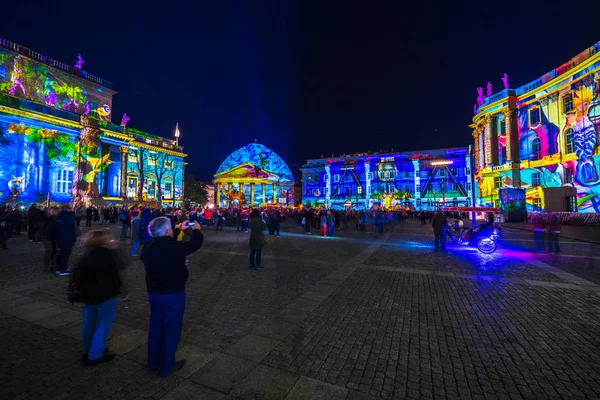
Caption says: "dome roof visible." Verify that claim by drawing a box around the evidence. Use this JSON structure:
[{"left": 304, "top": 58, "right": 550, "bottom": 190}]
[{"left": 216, "top": 143, "right": 294, "bottom": 183}]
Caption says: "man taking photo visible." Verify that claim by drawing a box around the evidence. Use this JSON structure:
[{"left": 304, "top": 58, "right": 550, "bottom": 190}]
[{"left": 142, "top": 217, "right": 203, "bottom": 377}]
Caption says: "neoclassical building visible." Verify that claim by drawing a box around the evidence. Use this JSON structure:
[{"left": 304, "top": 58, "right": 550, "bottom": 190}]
[
  {"left": 472, "top": 40, "right": 600, "bottom": 212},
  {"left": 213, "top": 142, "right": 294, "bottom": 207},
  {"left": 301, "top": 147, "right": 472, "bottom": 210},
  {"left": 0, "top": 37, "right": 185, "bottom": 206}
]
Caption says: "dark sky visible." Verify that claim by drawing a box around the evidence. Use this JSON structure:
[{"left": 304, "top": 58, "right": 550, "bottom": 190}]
[{"left": 3, "top": 1, "right": 600, "bottom": 181}]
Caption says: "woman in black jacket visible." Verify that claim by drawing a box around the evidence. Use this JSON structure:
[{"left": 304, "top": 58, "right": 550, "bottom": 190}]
[{"left": 70, "top": 230, "right": 125, "bottom": 365}]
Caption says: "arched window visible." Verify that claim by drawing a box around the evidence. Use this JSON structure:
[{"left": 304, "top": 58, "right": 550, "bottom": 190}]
[
  {"left": 531, "top": 138, "right": 541, "bottom": 160},
  {"left": 565, "top": 128, "right": 575, "bottom": 154}
]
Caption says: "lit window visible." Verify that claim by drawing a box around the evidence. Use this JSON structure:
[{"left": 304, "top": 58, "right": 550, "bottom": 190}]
[
  {"left": 466, "top": 182, "right": 472, "bottom": 191},
  {"left": 148, "top": 157, "right": 157, "bottom": 166},
  {"left": 532, "top": 172, "right": 541, "bottom": 186},
  {"left": 334, "top": 174, "right": 340, "bottom": 182},
  {"left": 452, "top": 183, "right": 458, "bottom": 192},
  {"left": 533, "top": 197, "right": 542, "bottom": 211},
  {"left": 500, "top": 119, "right": 506, "bottom": 135},
  {"left": 389, "top": 170, "right": 396, "bottom": 179},
  {"left": 529, "top": 105, "right": 541, "bottom": 127},
  {"left": 307, "top": 176, "right": 312, "bottom": 182},
  {"left": 465, "top": 167, "right": 471, "bottom": 175},
  {"left": 55, "top": 169, "right": 74, "bottom": 194},
  {"left": 404, "top": 171, "right": 409, "bottom": 178},
  {"left": 367, "top": 172, "right": 373, "bottom": 180},
  {"left": 357, "top": 186, "right": 362, "bottom": 194},
  {"left": 416, "top": 184, "right": 421, "bottom": 192},
  {"left": 562, "top": 93, "right": 573, "bottom": 113},
  {"left": 147, "top": 181, "right": 156, "bottom": 198},
  {"left": 166, "top": 161, "right": 173, "bottom": 169},
  {"left": 404, "top": 184, "right": 410, "bottom": 193},
  {"left": 128, "top": 154, "right": 138, "bottom": 163},
  {"left": 494, "top": 200, "right": 500, "bottom": 208},
  {"left": 439, "top": 169, "right": 445, "bottom": 177},
  {"left": 164, "top": 182, "right": 173, "bottom": 198},
  {"left": 531, "top": 138, "right": 541, "bottom": 160},
  {"left": 565, "top": 128, "right": 575, "bottom": 154},
  {"left": 127, "top": 177, "right": 137, "bottom": 198},
  {"left": 565, "top": 167, "right": 574, "bottom": 183},
  {"left": 389, "top": 184, "right": 395, "bottom": 192},
  {"left": 494, "top": 176, "right": 502, "bottom": 189}
]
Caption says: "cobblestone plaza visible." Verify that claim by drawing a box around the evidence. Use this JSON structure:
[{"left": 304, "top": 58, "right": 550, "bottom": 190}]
[{"left": 1, "top": 221, "right": 600, "bottom": 399}]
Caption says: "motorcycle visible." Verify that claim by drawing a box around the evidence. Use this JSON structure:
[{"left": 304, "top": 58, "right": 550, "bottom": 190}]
[{"left": 446, "top": 223, "right": 501, "bottom": 254}]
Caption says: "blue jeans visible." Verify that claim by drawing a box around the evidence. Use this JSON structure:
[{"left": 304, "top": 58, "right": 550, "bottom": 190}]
[
  {"left": 148, "top": 292, "right": 185, "bottom": 376},
  {"left": 250, "top": 249, "right": 262, "bottom": 267},
  {"left": 327, "top": 226, "right": 334, "bottom": 237},
  {"left": 131, "top": 240, "right": 140, "bottom": 256},
  {"left": 82, "top": 297, "right": 116, "bottom": 360},
  {"left": 121, "top": 224, "right": 128, "bottom": 238}
]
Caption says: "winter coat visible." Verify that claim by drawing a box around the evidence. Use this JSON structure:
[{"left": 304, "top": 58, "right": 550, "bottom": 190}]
[
  {"left": 139, "top": 209, "right": 153, "bottom": 243},
  {"left": 431, "top": 212, "right": 447, "bottom": 235},
  {"left": 130, "top": 218, "right": 140, "bottom": 242},
  {"left": 71, "top": 246, "right": 124, "bottom": 305},
  {"left": 249, "top": 217, "right": 267, "bottom": 250},
  {"left": 56, "top": 211, "right": 77, "bottom": 249}
]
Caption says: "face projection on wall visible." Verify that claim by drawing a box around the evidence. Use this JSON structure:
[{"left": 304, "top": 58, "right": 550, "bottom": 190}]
[
  {"left": 565, "top": 86, "right": 598, "bottom": 184},
  {"left": 377, "top": 162, "right": 396, "bottom": 182},
  {"left": 8, "top": 175, "right": 24, "bottom": 194}
]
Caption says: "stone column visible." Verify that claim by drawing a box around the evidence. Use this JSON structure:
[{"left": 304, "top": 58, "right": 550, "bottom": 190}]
[
  {"left": 119, "top": 146, "right": 129, "bottom": 199},
  {"left": 364, "top": 162, "right": 371, "bottom": 207},
  {"left": 503, "top": 110, "right": 512, "bottom": 162},
  {"left": 215, "top": 183, "right": 221, "bottom": 206},
  {"left": 325, "top": 164, "right": 331, "bottom": 207},
  {"left": 250, "top": 183, "right": 255, "bottom": 206},
  {"left": 485, "top": 119, "right": 492, "bottom": 166}
]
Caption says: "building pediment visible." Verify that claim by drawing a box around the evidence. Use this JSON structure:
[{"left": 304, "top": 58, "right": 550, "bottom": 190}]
[{"left": 214, "top": 162, "right": 280, "bottom": 181}]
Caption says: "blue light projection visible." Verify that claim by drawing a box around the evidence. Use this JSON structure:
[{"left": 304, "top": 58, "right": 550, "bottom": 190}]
[{"left": 216, "top": 143, "right": 294, "bottom": 183}]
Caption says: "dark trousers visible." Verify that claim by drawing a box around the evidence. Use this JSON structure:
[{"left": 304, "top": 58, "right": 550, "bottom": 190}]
[
  {"left": 434, "top": 233, "right": 445, "bottom": 250},
  {"left": 121, "top": 224, "right": 129, "bottom": 238},
  {"left": 43, "top": 240, "right": 57, "bottom": 271},
  {"left": 76, "top": 217, "right": 82, "bottom": 227},
  {"left": 273, "top": 222, "right": 280, "bottom": 235},
  {"left": 86, "top": 217, "right": 92, "bottom": 227},
  {"left": 57, "top": 247, "right": 72, "bottom": 271},
  {"left": 215, "top": 218, "right": 223, "bottom": 231},
  {"left": 148, "top": 292, "right": 185, "bottom": 376},
  {"left": 534, "top": 230, "right": 545, "bottom": 252},
  {"left": 548, "top": 232, "right": 561, "bottom": 254},
  {"left": 28, "top": 222, "right": 39, "bottom": 241},
  {"left": 241, "top": 220, "right": 248, "bottom": 232},
  {"left": 327, "top": 225, "right": 335, "bottom": 237},
  {"left": 250, "top": 249, "right": 262, "bottom": 266},
  {"left": 305, "top": 223, "right": 311, "bottom": 233}
]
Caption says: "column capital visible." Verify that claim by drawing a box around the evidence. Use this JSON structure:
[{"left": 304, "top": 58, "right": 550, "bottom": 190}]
[{"left": 119, "top": 146, "right": 129, "bottom": 154}]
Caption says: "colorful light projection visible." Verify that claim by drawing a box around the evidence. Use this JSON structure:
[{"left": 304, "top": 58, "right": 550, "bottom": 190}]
[{"left": 473, "top": 41, "right": 600, "bottom": 212}]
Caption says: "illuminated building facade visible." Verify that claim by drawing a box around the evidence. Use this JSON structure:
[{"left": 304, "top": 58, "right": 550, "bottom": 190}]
[
  {"left": 301, "top": 147, "right": 472, "bottom": 210},
  {"left": 472, "top": 40, "right": 600, "bottom": 212},
  {"left": 0, "top": 38, "right": 185, "bottom": 206},
  {"left": 213, "top": 142, "right": 294, "bottom": 207}
]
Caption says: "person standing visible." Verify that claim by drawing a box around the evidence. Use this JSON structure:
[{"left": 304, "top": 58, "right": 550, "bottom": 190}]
[
  {"left": 547, "top": 212, "right": 561, "bottom": 254},
  {"left": 270, "top": 209, "right": 281, "bottom": 236},
  {"left": 432, "top": 209, "right": 447, "bottom": 251},
  {"left": 248, "top": 210, "right": 266, "bottom": 270},
  {"left": 533, "top": 217, "right": 546, "bottom": 253},
  {"left": 85, "top": 206, "right": 93, "bottom": 227},
  {"left": 240, "top": 209, "right": 249, "bottom": 232},
  {"left": 214, "top": 208, "right": 224, "bottom": 231},
  {"left": 130, "top": 211, "right": 141, "bottom": 257},
  {"left": 27, "top": 204, "right": 42, "bottom": 243},
  {"left": 120, "top": 209, "right": 130, "bottom": 238},
  {"left": 142, "top": 217, "right": 203, "bottom": 377},
  {"left": 75, "top": 205, "right": 84, "bottom": 227},
  {"left": 0, "top": 206, "right": 10, "bottom": 249},
  {"left": 320, "top": 212, "right": 328, "bottom": 236},
  {"left": 43, "top": 207, "right": 58, "bottom": 271},
  {"left": 56, "top": 205, "right": 77, "bottom": 275},
  {"left": 69, "top": 230, "right": 124, "bottom": 365},
  {"left": 326, "top": 210, "right": 335, "bottom": 237},
  {"left": 304, "top": 208, "right": 312, "bottom": 234}
]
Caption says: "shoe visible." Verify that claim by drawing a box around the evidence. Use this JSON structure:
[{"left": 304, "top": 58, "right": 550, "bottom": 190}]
[
  {"left": 29, "top": 240, "right": 33, "bottom": 243},
  {"left": 55, "top": 270, "right": 62, "bottom": 274},
  {"left": 83, "top": 348, "right": 111, "bottom": 363},
  {"left": 255, "top": 265, "right": 264, "bottom": 270},
  {"left": 160, "top": 359, "right": 186, "bottom": 377},
  {"left": 58, "top": 270, "right": 72, "bottom": 276},
  {"left": 249, "top": 265, "right": 256, "bottom": 270},
  {"left": 84, "top": 352, "right": 116, "bottom": 366}
]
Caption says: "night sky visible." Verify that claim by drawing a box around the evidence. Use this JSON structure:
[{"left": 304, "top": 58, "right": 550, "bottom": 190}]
[{"left": 3, "top": 1, "right": 600, "bottom": 181}]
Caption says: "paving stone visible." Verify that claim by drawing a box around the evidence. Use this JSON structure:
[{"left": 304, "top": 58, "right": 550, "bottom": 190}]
[
  {"left": 161, "top": 380, "right": 224, "bottom": 400},
  {"left": 19, "top": 304, "right": 70, "bottom": 322},
  {"left": 225, "top": 334, "right": 281, "bottom": 363},
  {"left": 107, "top": 328, "right": 148, "bottom": 354},
  {"left": 285, "top": 376, "right": 348, "bottom": 400},
  {"left": 252, "top": 319, "right": 298, "bottom": 340},
  {"left": 0, "top": 289, "right": 22, "bottom": 302},
  {"left": 35, "top": 309, "right": 82, "bottom": 329},
  {"left": 230, "top": 364, "right": 299, "bottom": 400},
  {"left": 175, "top": 343, "right": 219, "bottom": 378},
  {"left": 190, "top": 353, "right": 256, "bottom": 393}
]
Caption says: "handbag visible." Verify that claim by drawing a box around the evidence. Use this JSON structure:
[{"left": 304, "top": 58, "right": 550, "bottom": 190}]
[{"left": 66, "top": 272, "right": 84, "bottom": 303}]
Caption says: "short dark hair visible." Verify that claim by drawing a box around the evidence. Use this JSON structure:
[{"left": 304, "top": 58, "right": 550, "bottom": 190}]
[{"left": 250, "top": 209, "right": 260, "bottom": 218}]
